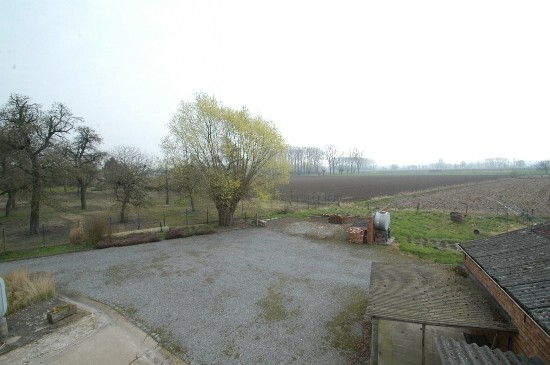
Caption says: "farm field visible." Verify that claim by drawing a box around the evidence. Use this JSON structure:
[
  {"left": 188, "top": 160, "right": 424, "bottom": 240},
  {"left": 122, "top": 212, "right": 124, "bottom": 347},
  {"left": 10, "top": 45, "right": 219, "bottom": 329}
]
[
  {"left": 280, "top": 174, "right": 550, "bottom": 219},
  {"left": 279, "top": 174, "right": 508, "bottom": 201},
  {"left": 1, "top": 173, "right": 548, "bottom": 254}
]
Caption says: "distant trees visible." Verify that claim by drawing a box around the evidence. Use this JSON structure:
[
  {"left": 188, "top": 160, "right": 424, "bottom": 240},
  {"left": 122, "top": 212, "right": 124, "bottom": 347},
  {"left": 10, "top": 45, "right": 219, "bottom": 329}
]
[
  {"left": 163, "top": 93, "right": 289, "bottom": 226},
  {"left": 288, "top": 145, "right": 373, "bottom": 175},
  {"left": 536, "top": 160, "right": 550, "bottom": 175},
  {"left": 0, "top": 94, "right": 80, "bottom": 233},
  {"left": 103, "top": 146, "right": 152, "bottom": 223},
  {"left": 325, "top": 145, "right": 341, "bottom": 175},
  {"left": 287, "top": 146, "right": 324, "bottom": 175}
]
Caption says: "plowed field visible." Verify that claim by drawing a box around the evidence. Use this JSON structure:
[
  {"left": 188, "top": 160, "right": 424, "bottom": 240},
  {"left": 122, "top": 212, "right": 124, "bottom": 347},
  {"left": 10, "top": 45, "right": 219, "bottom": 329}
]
[{"left": 281, "top": 175, "right": 550, "bottom": 218}]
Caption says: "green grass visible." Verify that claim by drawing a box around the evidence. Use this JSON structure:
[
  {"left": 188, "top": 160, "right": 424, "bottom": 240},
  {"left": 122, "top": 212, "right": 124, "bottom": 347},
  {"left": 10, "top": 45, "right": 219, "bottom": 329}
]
[
  {"left": 325, "top": 287, "right": 369, "bottom": 353},
  {"left": 0, "top": 223, "right": 217, "bottom": 261},
  {"left": 390, "top": 210, "right": 525, "bottom": 242},
  {"left": 273, "top": 202, "right": 528, "bottom": 264},
  {"left": 398, "top": 241, "right": 463, "bottom": 264},
  {"left": 0, "top": 244, "right": 93, "bottom": 262},
  {"left": 256, "top": 286, "right": 296, "bottom": 322}
]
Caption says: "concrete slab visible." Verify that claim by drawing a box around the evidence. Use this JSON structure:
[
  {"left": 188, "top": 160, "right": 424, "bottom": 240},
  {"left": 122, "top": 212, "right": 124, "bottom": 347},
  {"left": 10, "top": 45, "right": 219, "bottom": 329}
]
[{"left": 0, "top": 296, "right": 185, "bottom": 365}]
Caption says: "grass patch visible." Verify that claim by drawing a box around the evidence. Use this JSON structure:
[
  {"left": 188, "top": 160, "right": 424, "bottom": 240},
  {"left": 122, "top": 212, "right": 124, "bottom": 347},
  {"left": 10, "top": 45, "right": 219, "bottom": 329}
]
[
  {"left": 325, "top": 287, "right": 369, "bottom": 353},
  {"left": 4, "top": 268, "right": 56, "bottom": 314},
  {"left": 398, "top": 241, "right": 463, "bottom": 264},
  {"left": 256, "top": 286, "right": 296, "bottom": 322},
  {"left": 274, "top": 205, "right": 527, "bottom": 264},
  {"left": 0, "top": 244, "right": 93, "bottom": 262}
]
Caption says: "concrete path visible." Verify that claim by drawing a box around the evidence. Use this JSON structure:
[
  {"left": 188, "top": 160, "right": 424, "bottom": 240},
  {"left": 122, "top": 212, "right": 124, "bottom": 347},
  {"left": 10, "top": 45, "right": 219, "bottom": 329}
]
[{"left": 0, "top": 295, "right": 183, "bottom": 365}]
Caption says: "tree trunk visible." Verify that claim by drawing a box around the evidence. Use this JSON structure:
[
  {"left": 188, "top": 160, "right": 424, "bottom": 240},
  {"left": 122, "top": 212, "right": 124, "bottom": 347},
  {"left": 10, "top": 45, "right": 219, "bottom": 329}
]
[
  {"left": 190, "top": 194, "right": 197, "bottom": 212},
  {"left": 4, "top": 189, "right": 16, "bottom": 217},
  {"left": 216, "top": 201, "right": 238, "bottom": 227},
  {"left": 119, "top": 201, "right": 127, "bottom": 223},
  {"left": 165, "top": 168, "right": 169, "bottom": 205},
  {"left": 29, "top": 160, "right": 41, "bottom": 235},
  {"left": 80, "top": 183, "right": 87, "bottom": 209},
  {"left": 30, "top": 187, "right": 40, "bottom": 235}
]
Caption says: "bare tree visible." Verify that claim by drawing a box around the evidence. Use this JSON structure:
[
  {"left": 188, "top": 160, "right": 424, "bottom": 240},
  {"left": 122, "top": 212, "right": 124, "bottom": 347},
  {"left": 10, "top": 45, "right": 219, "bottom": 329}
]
[
  {"left": 64, "top": 126, "right": 105, "bottom": 209},
  {"left": 0, "top": 94, "right": 79, "bottom": 233},
  {"left": 536, "top": 160, "right": 550, "bottom": 175},
  {"left": 0, "top": 130, "right": 28, "bottom": 216},
  {"left": 306, "top": 146, "right": 324, "bottom": 175},
  {"left": 103, "top": 146, "right": 152, "bottom": 223},
  {"left": 325, "top": 144, "right": 341, "bottom": 175},
  {"left": 350, "top": 148, "right": 364, "bottom": 173}
]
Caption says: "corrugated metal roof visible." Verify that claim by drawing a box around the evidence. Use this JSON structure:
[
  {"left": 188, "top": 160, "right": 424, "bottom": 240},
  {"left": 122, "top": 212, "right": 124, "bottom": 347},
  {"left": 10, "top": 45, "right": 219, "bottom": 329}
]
[
  {"left": 435, "top": 336, "right": 546, "bottom": 365},
  {"left": 459, "top": 222, "right": 550, "bottom": 336},
  {"left": 366, "top": 263, "right": 517, "bottom": 331}
]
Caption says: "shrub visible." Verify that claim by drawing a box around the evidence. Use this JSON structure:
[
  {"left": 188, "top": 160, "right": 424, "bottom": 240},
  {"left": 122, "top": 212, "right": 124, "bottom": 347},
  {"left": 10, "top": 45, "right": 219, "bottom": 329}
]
[
  {"left": 4, "top": 268, "right": 56, "bottom": 314},
  {"left": 165, "top": 227, "right": 184, "bottom": 240},
  {"left": 96, "top": 233, "right": 160, "bottom": 249},
  {"left": 68, "top": 224, "right": 85, "bottom": 245},
  {"left": 86, "top": 216, "right": 109, "bottom": 245}
]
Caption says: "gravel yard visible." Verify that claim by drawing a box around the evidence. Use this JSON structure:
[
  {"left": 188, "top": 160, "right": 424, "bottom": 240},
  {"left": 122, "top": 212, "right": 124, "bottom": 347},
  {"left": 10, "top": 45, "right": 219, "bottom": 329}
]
[{"left": 0, "top": 220, "right": 418, "bottom": 365}]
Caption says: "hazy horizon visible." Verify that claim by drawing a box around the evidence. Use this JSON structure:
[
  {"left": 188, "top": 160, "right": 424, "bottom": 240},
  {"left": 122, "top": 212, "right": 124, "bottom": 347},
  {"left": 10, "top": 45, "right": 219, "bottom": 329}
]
[{"left": 2, "top": 1, "right": 549, "bottom": 166}]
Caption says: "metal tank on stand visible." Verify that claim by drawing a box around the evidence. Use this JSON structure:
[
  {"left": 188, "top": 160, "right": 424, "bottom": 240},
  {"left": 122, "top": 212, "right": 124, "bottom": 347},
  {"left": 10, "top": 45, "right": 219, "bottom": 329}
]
[{"left": 373, "top": 211, "right": 391, "bottom": 243}]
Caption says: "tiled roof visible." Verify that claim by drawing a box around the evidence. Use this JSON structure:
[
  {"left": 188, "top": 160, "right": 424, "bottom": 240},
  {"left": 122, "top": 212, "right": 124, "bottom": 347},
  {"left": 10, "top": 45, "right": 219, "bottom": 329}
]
[
  {"left": 435, "top": 336, "right": 546, "bottom": 365},
  {"left": 366, "top": 263, "right": 517, "bottom": 331},
  {"left": 458, "top": 222, "right": 550, "bottom": 335}
]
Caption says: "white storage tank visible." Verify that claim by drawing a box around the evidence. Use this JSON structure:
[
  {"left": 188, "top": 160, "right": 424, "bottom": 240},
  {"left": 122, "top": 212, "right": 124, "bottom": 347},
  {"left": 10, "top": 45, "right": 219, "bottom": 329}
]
[{"left": 374, "top": 211, "right": 390, "bottom": 232}]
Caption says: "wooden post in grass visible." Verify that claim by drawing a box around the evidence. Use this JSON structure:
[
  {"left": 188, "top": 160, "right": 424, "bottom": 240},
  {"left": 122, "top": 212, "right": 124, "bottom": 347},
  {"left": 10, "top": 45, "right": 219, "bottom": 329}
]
[{"left": 42, "top": 225, "right": 45, "bottom": 247}]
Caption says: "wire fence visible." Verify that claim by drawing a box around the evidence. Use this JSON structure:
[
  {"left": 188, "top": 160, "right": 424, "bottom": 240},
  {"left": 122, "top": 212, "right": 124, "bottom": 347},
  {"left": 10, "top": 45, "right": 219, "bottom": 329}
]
[{"left": 1, "top": 196, "right": 342, "bottom": 253}]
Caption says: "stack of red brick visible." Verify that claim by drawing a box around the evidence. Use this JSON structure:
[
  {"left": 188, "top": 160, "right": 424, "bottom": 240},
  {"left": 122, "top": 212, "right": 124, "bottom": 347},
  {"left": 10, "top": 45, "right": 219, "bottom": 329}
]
[{"left": 349, "top": 227, "right": 365, "bottom": 243}]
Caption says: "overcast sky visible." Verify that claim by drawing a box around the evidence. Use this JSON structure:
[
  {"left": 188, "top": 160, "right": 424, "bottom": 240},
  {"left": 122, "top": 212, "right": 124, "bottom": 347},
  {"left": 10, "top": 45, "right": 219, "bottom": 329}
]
[{"left": 1, "top": 0, "right": 549, "bottom": 166}]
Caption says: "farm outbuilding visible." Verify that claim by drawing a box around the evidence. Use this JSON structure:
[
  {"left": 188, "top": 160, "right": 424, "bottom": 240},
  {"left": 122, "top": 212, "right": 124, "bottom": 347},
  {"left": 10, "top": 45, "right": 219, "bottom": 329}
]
[
  {"left": 366, "top": 263, "right": 518, "bottom": 365},
  {"left": 458, "top": 222, "right": 550, "bottom": 364}
]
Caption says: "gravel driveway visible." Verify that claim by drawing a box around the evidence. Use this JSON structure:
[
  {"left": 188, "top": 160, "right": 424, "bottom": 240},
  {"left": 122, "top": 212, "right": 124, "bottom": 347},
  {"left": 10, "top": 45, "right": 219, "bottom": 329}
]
[{"left": 0, "top": 221, "right": 412, "bottom": 365}]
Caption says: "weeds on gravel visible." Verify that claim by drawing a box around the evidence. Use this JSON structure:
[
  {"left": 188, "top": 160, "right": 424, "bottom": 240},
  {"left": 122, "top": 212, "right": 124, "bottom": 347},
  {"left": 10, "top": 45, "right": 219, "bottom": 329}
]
[
  {"left": 324, "top": 287, "right": 369, "bottom": 355},
  {"left": 256, "top": 286, "right": 297, "bottom": 322},
  {"left": 4, "top": 268, "right": 56, "bottom": 314}
]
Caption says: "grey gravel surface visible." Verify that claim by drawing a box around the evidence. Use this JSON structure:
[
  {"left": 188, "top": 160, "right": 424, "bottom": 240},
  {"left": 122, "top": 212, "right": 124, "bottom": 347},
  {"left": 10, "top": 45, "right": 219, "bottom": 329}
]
[{"left": 0, "top": 223, "right": 413, "bottom": 365}]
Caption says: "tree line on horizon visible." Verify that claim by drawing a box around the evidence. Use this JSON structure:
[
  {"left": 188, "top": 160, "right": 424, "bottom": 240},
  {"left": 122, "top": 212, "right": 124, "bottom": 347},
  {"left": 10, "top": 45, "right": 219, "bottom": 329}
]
[{"left": 2, "top": 93, "right": 549, "bottom": 234}]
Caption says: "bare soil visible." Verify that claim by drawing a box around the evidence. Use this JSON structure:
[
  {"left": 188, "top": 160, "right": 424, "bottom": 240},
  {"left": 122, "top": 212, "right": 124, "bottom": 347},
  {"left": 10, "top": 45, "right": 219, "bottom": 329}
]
[{"left": 385, "top": 177, "right": 550, "bottom": 218}]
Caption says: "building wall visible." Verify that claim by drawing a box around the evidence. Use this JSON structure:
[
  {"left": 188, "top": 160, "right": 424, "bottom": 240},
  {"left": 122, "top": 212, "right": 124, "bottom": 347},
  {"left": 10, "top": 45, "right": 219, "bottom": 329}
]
[{"left": 463, "top": 255, "right": 550, "bottom": 363}]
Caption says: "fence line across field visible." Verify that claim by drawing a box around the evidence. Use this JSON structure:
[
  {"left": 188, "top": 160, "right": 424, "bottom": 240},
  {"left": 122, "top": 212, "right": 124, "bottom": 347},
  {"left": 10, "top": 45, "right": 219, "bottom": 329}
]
[{"left": 1, "top": 197, "right": 342, "bottom": 252}]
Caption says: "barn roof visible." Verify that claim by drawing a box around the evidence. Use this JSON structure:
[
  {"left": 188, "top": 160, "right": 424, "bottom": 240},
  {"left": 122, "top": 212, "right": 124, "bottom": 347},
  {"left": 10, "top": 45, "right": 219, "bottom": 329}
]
[
  {"left": 458, "top": 222, "right": 550, "bottom": 336},
  {"left": 435, "top": 336, "right": 546, "bottom": 365},
  {"left": 366, "top": 263, "right": 517, "bottom": 331}
]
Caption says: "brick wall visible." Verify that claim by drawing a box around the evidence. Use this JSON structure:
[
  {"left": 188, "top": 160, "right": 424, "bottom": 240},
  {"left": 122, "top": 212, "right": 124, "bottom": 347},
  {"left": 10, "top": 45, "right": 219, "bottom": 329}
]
[{"left": 463, "top": 255, "right": 550, "bottom": 363}]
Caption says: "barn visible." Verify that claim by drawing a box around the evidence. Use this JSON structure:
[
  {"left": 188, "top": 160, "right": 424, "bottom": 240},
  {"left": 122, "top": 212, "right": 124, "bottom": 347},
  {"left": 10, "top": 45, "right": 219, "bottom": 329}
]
[
  {"left": 458, "top": 222, "right": 550, "bottom": 363},
  {"left": 366, "top": 222, "right": 550, "bottom": 364}
]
